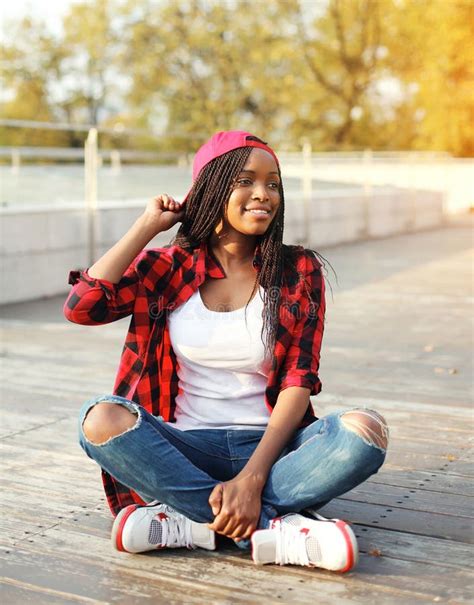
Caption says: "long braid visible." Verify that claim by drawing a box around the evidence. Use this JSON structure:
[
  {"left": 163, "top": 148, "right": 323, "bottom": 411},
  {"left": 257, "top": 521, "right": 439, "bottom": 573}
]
[
  {"left": 168, "top": 136, "right": 333, "bottom": 362},
  {"left": 174, "top": 147, "right": 253, "bottom": 246}
]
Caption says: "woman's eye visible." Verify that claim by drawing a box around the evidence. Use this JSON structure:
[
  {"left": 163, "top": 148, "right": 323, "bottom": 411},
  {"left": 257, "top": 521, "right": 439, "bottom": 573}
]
[{"left": 237, "top": 179, "right": 279, "bottom": 189}]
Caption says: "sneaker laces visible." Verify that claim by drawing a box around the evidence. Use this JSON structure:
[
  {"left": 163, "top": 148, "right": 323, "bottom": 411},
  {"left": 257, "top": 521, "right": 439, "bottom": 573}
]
[
  {"left": 160, "top": 513, "right": 194, "bottom": 549},
  {"left": 275, "top": 522, "right": 311, "bottom": 566}
]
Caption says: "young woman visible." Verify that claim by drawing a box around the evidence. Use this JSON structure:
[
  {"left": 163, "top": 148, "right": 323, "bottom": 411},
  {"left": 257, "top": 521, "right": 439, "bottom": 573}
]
[{"left": 65, "top": 130, "right": 389, "bottom": 572}]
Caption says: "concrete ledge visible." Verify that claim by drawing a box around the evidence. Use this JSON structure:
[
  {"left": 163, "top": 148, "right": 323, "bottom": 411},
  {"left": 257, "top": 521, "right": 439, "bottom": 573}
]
[{"left": 1, "top": 188, "right": 444, "bottom": 304}]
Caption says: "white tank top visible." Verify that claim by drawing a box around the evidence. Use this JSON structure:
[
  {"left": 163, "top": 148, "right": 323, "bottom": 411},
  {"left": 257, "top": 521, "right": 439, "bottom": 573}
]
[{"left": 167, "top": 284, "right": 272, "bottom": 430}]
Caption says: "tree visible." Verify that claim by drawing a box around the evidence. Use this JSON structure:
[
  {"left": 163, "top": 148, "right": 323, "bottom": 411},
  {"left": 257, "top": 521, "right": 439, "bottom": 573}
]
[
  {"left": 290, "top": 0, "right": 385, "bottom": 149},
  {"left": 0, "top": 16, "right": 68, "bottom": 146},
  {"left": 1, "top": 0, "right": 472, "bottom": 156},
  {"left": 61, "top": 0, "right": 123, "bottom": 126},
  {"left": 0, "top": 0, "right": 124, "bottom": 148},
  {"left": 383, "top": 0, "right": 474, "bottom": 156},
  {"left": 118, "top": 0, "right": 301, "bottom": 149}
]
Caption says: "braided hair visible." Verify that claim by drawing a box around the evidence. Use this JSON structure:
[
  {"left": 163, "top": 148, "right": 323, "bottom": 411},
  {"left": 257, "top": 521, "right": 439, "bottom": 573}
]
[{"left": 169, "top": 135, "right": 332, "bottom": 362}]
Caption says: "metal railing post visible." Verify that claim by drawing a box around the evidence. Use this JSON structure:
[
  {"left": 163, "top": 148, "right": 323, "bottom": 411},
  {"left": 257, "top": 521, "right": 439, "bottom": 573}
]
[
  {"left": 362, "top": 148, "right": 373, "bottom": 238},
  {"left": 302, "top": 139, "right": 312, "bottom": 247},
  {"left": 111, "top": 149, "right": 121, "bottom": 175},
  {"left": 11, "top": 149, "right": 20, "bottom": 174},
  {"left": 85, "top": 128, "right": 99, "bottom": 267}
]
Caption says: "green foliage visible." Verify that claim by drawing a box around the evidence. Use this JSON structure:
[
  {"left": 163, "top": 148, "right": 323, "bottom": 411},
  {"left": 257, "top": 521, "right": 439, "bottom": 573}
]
[{"left": 1, "top": 0, "right": 472, "bottom": 156}]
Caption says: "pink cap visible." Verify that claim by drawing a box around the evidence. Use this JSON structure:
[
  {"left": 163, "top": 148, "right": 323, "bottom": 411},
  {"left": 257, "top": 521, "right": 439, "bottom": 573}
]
[{"left": 181, "top": 130, "right": 280, "bottom": 204}]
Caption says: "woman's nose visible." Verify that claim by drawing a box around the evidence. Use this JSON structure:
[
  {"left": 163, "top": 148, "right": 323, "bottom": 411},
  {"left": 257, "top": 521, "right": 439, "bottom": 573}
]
[{"left": 251, "top": 182, "right": 269, "bottom": 201}]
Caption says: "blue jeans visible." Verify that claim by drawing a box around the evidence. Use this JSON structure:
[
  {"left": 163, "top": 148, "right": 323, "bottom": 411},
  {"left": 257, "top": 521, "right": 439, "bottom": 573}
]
[{"left": 78, "top": 394, "right": 386, "bottom": 550}]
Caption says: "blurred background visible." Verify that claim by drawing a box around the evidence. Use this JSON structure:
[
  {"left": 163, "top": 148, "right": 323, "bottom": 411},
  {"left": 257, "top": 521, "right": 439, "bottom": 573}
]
[{"left": 0, "top": 0, "right": 473, "bottom": 304}]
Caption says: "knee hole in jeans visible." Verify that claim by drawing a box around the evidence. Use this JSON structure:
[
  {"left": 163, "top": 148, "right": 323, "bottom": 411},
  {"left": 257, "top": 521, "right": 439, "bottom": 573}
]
[
  {"left": 82, "top": 401, "right": 139, "bottom": 446},
  {"left": 340, "top": 408, "right": 389, "bottom": 451}
]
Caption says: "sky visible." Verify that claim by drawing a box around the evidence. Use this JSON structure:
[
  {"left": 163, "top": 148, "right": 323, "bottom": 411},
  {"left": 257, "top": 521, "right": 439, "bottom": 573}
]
[{"left": 0, "top": 0, "right": 81, "bottom": 36}]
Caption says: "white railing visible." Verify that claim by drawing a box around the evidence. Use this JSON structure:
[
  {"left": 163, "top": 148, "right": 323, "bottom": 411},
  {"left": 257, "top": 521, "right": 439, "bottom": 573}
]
[
  {"left": 2, "top": 136, "right": 470, "bottom": 216},
  {"left": 280, "top": 149, "right": 472, "bottom": 215},
  {"left": 1, "top": 129, "right": 468, "bottom": 304}
]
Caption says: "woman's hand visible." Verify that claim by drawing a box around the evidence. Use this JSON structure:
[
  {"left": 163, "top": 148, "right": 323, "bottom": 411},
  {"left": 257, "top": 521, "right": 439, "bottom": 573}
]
[
  {"left": 207, "top": 473, "right": 265, "bottom": 541},
  {"left": 141, "top": 193, "right": 186, "bottom": 236}
]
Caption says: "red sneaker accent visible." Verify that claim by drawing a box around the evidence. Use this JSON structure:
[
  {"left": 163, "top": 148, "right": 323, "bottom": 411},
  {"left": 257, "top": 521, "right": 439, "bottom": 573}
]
[
  {"left": 300, "top": 527, "right": 310, "bottom": 535},
  {"left": 115, "top": 505, "right": 138, "bottom": 552},
  {"left": 157, "top": 512, "right": 168, "bottom": 521},
  {"left": 335, "top": 520, "right": 355, "bottom": 572},
  {"left": 269, "top": 516, "right": 283, "bottom": 529}
]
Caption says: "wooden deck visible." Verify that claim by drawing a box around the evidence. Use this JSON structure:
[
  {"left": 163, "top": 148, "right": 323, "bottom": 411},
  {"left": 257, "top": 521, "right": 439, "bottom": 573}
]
[{"left": 1, "top": 213, "right": 473, "bottom": 604}]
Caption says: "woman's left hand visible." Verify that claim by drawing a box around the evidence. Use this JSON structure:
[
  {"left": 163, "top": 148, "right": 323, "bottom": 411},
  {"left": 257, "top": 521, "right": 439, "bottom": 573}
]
[{"left": 207, "top": 473, "right": 265, "bottom": 541}]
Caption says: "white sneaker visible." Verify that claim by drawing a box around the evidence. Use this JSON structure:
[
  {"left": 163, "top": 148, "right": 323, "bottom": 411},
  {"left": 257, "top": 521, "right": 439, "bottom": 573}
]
[
  {"left": 111, "top": 500, "right": 216, "bottom": 553},
  {"left": 251, "top": 512, "right": 358, "bottom": 572}
]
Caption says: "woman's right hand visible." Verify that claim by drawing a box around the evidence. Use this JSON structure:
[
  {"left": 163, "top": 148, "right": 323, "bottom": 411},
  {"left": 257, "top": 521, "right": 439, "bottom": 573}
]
[
  {"left": 141, "top": 193, "right": 186, "bottom": 235},
  {"left": 85, "top": 193, "right": 186, "bottom": 285}
]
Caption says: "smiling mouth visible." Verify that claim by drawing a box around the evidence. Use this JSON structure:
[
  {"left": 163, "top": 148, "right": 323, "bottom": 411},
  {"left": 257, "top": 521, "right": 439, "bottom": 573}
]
[{"left": 245, "top": 209, "right": 271, "bottom": 216}]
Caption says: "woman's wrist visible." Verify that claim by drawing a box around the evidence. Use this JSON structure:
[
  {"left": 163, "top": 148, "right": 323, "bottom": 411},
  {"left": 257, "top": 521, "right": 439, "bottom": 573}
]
[
  {"left": 135, "top": 213, "right": 163, "bottom": 240},
  {"left": 236, "top": 467, "right": 268, "bottom": 489}
]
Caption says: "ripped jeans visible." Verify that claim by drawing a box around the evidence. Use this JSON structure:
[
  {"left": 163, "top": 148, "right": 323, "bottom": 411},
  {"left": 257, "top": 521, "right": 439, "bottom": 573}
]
[{"left": 78, "top": 395, "right": 388, "bottom": 550}]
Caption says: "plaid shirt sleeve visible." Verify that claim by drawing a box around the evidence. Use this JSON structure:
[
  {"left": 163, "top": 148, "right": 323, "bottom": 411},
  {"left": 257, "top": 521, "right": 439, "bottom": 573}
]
[
  {"left": 63, "top": 249, "right": 170, "bottom": 325},
  {"left": 279, "top": 249, "right": 326, "bottom": 395},
  {"left": 63, "top": 256, "right": 142, "bottom": 325}
]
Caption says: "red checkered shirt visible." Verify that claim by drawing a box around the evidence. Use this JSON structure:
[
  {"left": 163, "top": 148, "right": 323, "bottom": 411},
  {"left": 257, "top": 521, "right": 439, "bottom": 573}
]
[{"left": 64, "top": 239, "right": 326, "bottom": 517}]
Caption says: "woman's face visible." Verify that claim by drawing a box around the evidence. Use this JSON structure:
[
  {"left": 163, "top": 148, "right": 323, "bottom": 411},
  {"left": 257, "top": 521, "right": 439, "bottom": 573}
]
[{"left": 219, "top": 148, "right": 281, "bottom": 237}]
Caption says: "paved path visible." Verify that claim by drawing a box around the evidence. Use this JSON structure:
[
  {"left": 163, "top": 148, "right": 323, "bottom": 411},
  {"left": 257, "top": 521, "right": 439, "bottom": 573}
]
[{"left": 1, "top": 214, "right": 472, "bottom": 603}]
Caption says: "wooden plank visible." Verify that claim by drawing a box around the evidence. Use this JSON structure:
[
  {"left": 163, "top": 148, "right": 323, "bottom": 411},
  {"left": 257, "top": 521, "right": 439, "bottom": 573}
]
[
  {"left": 353, "top": 525, "right": 474, "bottom": 569},
  {"left": 0, "top": 546, "right": 238, "bottom": 605},
  {"left": 368, "top": 468, "right": 473, "bottom": 496},
  {"left": 342, "top": 482, "right": 474, "bottom": 517},
  {"left": 2, "top": 524, "right": 472, "bottom": 604},
  {"left": 384, "top": 439, "right": 468, "bottom": 459},
  {"left": 0, "top": 541, "right": 424, "bottom": 605},
  {"left": 314, "top": 500, "right": 474, "bottom": 543},
  {"left": 315, "top": 394, "right": 473, "bottom": 422},
  {"left": 0, "top": 578, "right": 108, "bottom": 605},
  {"left": 382, "top": 451, "right": 473, "bottom": 477}
]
